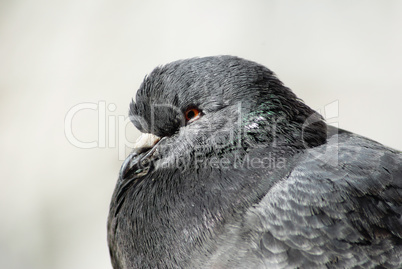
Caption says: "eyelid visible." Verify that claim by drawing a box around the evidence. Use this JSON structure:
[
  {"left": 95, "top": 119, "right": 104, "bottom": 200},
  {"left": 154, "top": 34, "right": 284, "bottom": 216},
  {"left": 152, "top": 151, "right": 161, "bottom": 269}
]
[{"left": 187, "top": 112, "right": 201, "bottom": 123}]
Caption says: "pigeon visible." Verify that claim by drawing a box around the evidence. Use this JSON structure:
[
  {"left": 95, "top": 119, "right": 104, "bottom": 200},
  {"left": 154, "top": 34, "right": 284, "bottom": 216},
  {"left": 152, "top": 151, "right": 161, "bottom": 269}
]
[{"left": 107, "top": 56, "right": 402, "bottom": 268}]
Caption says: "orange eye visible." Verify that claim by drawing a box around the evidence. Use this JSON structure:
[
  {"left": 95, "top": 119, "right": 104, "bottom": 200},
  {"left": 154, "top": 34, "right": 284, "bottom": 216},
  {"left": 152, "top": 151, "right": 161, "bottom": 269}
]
[{"left": 185, "top": 107, "right": 201, "bottom": 122}]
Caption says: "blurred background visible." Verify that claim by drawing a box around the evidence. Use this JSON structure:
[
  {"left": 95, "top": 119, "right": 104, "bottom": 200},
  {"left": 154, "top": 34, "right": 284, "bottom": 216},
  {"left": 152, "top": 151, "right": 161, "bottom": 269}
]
[{"left": 1, "top": 1, "right": 401, "bottom": 268}]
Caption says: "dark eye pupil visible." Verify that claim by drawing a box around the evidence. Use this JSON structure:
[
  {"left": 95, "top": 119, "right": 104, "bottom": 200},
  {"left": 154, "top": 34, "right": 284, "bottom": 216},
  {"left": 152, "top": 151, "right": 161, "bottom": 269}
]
[{"left": 187, "top": 110, "right": 195, "bottom": 119}]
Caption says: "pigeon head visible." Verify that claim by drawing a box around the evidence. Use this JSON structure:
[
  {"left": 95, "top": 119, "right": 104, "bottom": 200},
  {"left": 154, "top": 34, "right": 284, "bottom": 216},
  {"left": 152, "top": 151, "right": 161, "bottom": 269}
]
[{"left": 129, "top": 56, "right": 326, "bottom": 155}]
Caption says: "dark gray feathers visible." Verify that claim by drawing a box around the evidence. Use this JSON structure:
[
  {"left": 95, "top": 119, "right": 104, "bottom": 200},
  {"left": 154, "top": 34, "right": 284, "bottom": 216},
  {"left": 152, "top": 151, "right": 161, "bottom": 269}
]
[{"left": 108, "top": 56, "right": 402, "bottom": 268}]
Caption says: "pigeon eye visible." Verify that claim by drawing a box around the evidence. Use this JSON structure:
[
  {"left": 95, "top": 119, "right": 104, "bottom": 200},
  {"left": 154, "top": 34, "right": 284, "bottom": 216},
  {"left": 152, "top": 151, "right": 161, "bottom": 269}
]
[{"left": 184, "top": 107, "right": 201, "bottom": 122}]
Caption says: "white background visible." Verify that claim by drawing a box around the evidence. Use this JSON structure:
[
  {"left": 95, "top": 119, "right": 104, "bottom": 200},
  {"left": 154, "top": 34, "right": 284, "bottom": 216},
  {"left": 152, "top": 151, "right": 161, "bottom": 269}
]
[{"left": 1, "top": 1, "right": 401, "bottom": 269}]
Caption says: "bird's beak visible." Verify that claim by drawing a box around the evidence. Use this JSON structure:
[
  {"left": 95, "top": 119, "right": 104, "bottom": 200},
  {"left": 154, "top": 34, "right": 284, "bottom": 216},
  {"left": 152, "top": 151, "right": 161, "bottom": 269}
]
[
  {"left": 120, "top": 133, "right": 161, "bottom": 180},
  {"left": 133, "top": 133, "right": 161, "bottom": 154}
]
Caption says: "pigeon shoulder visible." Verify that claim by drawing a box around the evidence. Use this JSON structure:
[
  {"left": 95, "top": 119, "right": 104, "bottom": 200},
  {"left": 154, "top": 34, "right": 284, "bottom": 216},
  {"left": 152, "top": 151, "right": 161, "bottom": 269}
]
[{"left": 241, "top": 126, "right": 402, "bottom": 268}]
